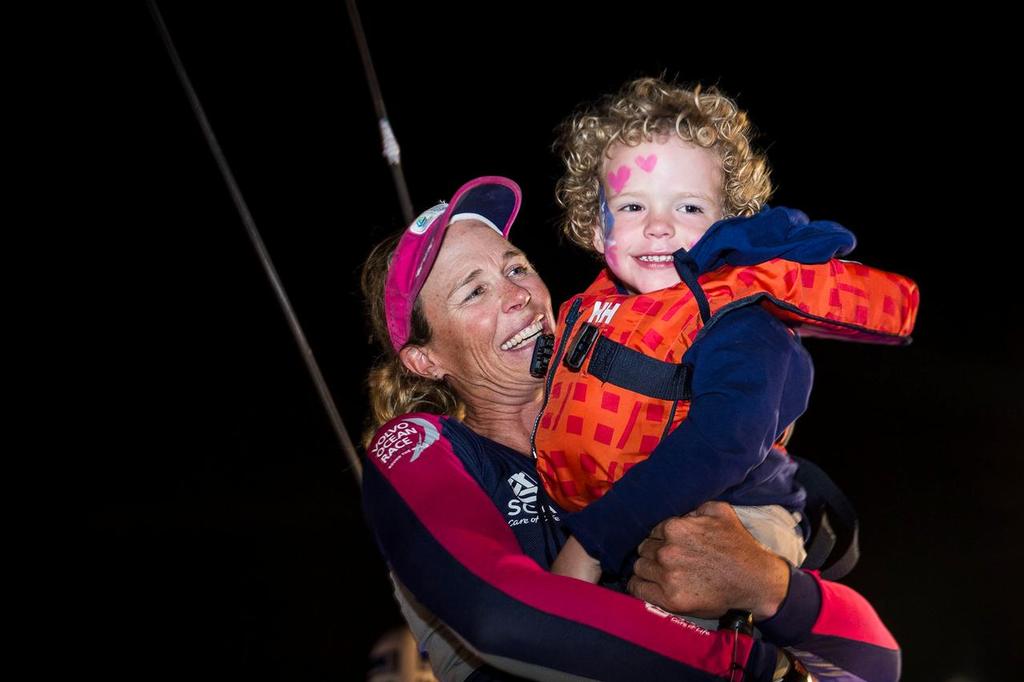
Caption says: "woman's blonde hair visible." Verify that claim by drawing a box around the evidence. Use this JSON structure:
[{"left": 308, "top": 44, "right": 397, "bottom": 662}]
[
  {"left": 360, "top": 233, "right": 465, "bottom": 449},
  {"left": 555, "top": 76, "right": 775, "bottom": 253}
]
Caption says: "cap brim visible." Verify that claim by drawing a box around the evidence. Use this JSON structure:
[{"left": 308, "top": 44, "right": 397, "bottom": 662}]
[{"left": 384, "top": 176, "right": 522, "bottom": 352}]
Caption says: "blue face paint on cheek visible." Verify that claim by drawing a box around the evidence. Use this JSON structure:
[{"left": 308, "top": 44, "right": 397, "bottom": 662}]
[{"left": 599, "top": 185, "right": 615, "bottom": 239}]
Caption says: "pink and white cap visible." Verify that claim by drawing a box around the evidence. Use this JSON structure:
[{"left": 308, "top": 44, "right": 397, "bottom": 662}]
[{"left": 384, "top": 176, "right": 522, "bottom": 352}]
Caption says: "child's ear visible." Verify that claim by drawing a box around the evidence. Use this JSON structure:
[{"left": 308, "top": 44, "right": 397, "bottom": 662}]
[
  {"left": 594, "top": 184, "right": 611, "bottom": 254},
  {"left": 591, "top": 225, "right": 606, "bottom": 254}
]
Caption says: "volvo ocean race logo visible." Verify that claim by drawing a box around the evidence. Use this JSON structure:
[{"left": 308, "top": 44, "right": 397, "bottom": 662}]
[
  {"left": 506, "top": 471, "right": 559, "bottom": 526},
  {"left": 371, "top": 418, "right": 440, "bottom": 469}
]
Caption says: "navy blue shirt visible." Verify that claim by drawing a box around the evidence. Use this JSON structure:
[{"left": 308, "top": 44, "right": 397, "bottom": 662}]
[{"left": 362, "top": 408, "right": 900, "bottom": 681}]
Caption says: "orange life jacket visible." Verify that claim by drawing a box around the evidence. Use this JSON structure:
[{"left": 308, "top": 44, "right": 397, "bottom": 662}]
[{"left": 533, "top": 257, "right": 919, "bottom": 512}]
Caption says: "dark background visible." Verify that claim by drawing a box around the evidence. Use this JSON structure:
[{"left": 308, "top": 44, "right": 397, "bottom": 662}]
[{"left": 82, "top": 4, "right": 1021, "bottom": 680}]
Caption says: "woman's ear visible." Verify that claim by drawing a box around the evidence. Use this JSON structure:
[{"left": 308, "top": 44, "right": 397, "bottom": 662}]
[{"left": 399, "top": 345, "right": 445, "bottom": 381}]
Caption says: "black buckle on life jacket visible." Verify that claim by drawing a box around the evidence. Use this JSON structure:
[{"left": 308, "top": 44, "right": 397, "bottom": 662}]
[
  {"left": 563, "top": 323, "right": 601, "bottom": 372},
  {"left": 529, "top": 334, "right": 555, "bottom": 378}
]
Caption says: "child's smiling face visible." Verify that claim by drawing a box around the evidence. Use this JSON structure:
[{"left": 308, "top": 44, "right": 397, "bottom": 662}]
[{"left": 596, "top": 136, "right": 725, "bottom": 294}]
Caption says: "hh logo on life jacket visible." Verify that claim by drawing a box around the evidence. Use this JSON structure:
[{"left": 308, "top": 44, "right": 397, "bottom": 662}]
[{"left": 588, "top": 301, "right": 621, "bottom": 325}]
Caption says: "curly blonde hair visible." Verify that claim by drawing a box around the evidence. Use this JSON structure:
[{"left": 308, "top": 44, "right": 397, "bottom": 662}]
[
  {"left": 555, "top": 77, "right": 775, "bottom": 253},
  {"left": 360, "top": 233, "right": 465, "bottom": 449}
]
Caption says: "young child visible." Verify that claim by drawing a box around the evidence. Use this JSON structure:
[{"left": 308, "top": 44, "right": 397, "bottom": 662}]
[{"left": 535, "top": 77, "right": 919, "bottom": 583}]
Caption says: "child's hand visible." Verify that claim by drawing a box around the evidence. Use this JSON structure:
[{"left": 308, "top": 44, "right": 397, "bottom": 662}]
[{"left": 551, "top": 535, "right": 602, "bottom": 583}]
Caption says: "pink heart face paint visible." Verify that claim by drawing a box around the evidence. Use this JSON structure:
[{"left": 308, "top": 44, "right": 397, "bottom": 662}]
[
  {"left": 635, "top": 154, "right": 658, "bottom": 173},
  {"left": 598, "top": 136, "right": 725, "bottom": 294},
  {"left": 607, "top": 165, "right": 631, "bottom": 194}
]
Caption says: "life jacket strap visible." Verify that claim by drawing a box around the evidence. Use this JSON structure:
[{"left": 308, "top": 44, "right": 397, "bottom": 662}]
[
  {"left": 674, "top": 250, "right": 711, "bottom": 323},
  {"left": 585, "top": 333, "right": 693, "bottom": 401},
  {"left": 793, "top": 456, "right": 861, "bottom": 580}
]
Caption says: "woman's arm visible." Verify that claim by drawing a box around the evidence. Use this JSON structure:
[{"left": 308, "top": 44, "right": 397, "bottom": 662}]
[
  {"left": 364, "top": 413, "right": 783, "bottom": 681},
  {"left": 629, "top": 502, "right": 900, "bottom": 682}
]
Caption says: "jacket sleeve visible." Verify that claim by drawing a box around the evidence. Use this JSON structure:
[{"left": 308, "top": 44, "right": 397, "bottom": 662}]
[
  {"left": 565, "top": 305, "right": 811, "bottom": 577},
  {"left": 363, "top": 412, "right": 899, "bottom": 681},
  {"left": 759, "top": 569, "right": 902, "bottom": 682},
  {"left": 390, "top": 572, "right": 527, "bottom": 681}
]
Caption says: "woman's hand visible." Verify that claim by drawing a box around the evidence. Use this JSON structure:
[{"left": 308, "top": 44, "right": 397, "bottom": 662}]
[
  {"left": 551, "top": 535, "right": 602, "bottom": 584},
  {"left": 627, "top": 501, "right": 790, "bottom": 619}
]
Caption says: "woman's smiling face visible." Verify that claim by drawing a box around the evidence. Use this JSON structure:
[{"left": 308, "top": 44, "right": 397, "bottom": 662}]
[{"left": 416, "top": 220, "right": 554, "bottom": 391}]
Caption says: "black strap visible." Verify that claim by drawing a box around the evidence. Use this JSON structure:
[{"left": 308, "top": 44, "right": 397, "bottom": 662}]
[
  {"left": 585, "top": 335, "right": 692, "bottom": 401},
  {"left": 674, "top": 250, "right": 711, "bottom": 324},
  {"left": 793, "top": 456, "right": 860, "bottom": 580},
  {"left": 801, "top": 508, "right": 837, "bottom": 572}
]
